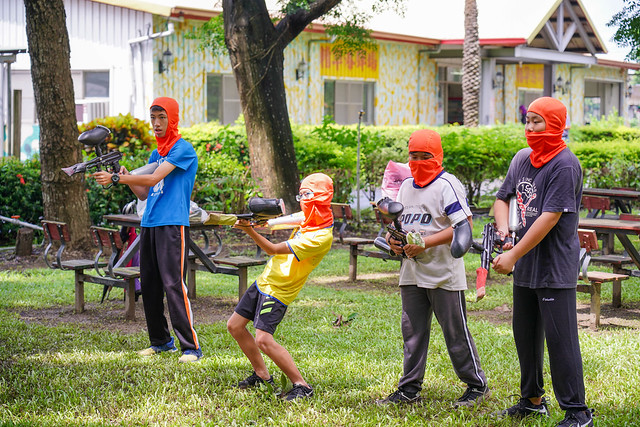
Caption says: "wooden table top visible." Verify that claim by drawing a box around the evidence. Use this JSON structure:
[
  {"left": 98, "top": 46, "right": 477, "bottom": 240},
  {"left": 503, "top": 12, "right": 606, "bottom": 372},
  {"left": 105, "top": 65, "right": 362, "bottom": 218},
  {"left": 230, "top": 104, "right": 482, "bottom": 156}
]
[
  {"left": 579, "top": 217, "right": 640, "bottom": 233},
  {"left": 583, "top": 188, "right": 640, "bottom": 199}
]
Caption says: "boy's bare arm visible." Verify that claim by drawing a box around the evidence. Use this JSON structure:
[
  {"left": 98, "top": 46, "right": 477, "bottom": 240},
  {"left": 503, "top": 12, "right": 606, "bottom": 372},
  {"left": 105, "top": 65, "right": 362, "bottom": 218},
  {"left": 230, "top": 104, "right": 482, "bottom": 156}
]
[
  {"left": 234, "top": 221, "right": 291, "bottom": 255},
  {"left": 493, "top": 199, "right": 510, "bottom": 236}
]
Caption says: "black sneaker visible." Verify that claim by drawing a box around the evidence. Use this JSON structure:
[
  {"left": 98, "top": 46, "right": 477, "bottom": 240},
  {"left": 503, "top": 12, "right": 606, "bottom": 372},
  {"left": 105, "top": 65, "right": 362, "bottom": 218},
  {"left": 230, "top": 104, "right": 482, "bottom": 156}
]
[
  {"left": 557, "top": 408, "right": 594, "bottom": 427},
  {"left": 235, "top": 371, "right": 274, "bottom": 389},
  {"left": 375, "top": 389, "right": 420, "bottom": 405},
  {"left": 497, "top": 397, "right": 549, "bottom": 418},
  {"left": 283, "top": 383, "right": 313, "bottom": 401},
  {"left": 454, "top": 385, "right": 491, "bottom": 408}
]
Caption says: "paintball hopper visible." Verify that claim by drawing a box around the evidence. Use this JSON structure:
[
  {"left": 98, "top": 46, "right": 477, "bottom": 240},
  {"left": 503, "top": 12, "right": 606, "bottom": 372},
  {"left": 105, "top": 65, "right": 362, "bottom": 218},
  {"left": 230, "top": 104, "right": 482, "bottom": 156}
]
[
  {"left": 236, "top": 197, "right": 286, "bottom": 220},
  {"left": 61, "top": 125, "right": 114, "bottom": 176},
  {"left": 376, "top": 197, "right": 404, "bottom": 221},
  {"left": 78, "top": 125, "right": 111, "bottom": 147}
]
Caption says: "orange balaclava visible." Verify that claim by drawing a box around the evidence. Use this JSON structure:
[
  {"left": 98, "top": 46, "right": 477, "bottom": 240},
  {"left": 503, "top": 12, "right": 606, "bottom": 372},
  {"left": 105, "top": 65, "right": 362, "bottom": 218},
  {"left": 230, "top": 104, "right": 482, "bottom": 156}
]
[
  {"left": 299, "top": 173, "right": 334, "bottom": 232},
  {"left": 408, "top": 129, "right": 444, "bottom": 187},
  {"left": 151, "top": 97, "right": 182, "bottom": 157},
  {"left": 526, "top": 97, "right": 567, "bottom": 168}
]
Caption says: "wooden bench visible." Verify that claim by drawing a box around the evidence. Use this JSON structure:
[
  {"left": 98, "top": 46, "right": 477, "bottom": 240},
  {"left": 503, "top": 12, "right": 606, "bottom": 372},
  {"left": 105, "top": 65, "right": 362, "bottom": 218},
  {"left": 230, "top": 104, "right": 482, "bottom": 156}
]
[
  {"left": 42, "top": 220, "right": 139, "bottom": 321},
  {"left": 589, "top": 213, "right": 640, "bottom": 269},
  {"left": 187, "top": 253, "right": 267, "bottom": 300},
  {"left": 331, "top": 203, "right": 401, "bottom": 281},
  {"left": 582, "top": 195, "right": 611, "bottom": 218},
  {"left": 577, "top": 229, "right": 629, "bottom": 329}
]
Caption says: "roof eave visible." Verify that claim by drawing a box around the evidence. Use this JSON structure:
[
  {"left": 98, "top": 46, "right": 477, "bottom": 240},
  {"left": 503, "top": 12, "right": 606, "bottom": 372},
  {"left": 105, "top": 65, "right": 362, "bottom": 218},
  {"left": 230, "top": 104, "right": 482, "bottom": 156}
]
[
  {"left": 597, "top": 58, "right": 640, "bottom": 70},
  {"left": 90, "top": 0, "right": 220, "bottom": 20}
]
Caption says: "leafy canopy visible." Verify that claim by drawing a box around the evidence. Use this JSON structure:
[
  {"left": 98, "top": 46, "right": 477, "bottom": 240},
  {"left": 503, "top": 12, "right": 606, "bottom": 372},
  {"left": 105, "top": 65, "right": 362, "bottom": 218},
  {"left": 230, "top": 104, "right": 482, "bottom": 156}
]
[
  {"left": 608, "top": 0, "right": 640, "bottom": 61},
  {"left": 186, "top": 0, "right": 405, "bottom": 58}
]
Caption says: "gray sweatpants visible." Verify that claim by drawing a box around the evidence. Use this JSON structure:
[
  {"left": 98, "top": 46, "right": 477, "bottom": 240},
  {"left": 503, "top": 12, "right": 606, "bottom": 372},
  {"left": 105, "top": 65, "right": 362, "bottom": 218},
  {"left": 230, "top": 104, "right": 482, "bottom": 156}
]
[{"left": 398, "top": 285, "right": 487, "bottom": 394}]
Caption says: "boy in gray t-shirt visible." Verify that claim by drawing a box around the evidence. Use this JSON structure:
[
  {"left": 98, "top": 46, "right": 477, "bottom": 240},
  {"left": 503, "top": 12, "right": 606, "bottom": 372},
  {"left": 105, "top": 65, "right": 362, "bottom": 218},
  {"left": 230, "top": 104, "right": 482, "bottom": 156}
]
[{"left": 376, "top": 129, "right": 489, "bottom": 408}]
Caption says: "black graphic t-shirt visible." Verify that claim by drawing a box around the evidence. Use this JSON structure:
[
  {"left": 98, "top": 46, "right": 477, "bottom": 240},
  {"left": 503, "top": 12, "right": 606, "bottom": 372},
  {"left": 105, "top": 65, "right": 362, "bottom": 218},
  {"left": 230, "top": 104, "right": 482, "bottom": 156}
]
[{"left": 496, "top": 147, "right": 583, "bottom": 289}]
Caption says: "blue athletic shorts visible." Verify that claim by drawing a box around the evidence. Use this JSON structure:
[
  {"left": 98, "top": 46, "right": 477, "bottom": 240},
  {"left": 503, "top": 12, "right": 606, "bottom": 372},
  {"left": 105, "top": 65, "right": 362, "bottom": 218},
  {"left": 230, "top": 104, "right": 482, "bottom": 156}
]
[{"left": 234, "top": 282, "right": 287, "bottom": 335}]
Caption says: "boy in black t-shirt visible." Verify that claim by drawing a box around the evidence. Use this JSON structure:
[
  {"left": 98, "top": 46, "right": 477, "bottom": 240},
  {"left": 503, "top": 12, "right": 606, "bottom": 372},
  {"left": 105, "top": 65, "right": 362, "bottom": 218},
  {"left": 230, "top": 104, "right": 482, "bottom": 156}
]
[{"left": 492, "top": 97, "right": 592, "bottom": 427}]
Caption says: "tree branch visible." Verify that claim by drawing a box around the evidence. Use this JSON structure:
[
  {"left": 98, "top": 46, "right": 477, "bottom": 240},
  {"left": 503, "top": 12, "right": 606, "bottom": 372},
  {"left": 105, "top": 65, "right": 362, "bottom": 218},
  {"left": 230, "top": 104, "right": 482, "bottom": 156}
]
[{"left": 275, "top": 0, "right": 343, "bottom": 47}]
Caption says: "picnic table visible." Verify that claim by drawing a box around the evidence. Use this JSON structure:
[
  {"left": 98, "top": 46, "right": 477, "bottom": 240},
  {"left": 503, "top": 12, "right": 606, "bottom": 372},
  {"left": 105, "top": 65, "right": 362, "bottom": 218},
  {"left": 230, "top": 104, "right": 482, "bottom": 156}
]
[
  {"left": 582, "top": 188, "right": 640, "bottom": 216},
  {"left": 578, "top": 217, "right": 640, "bottom": 277}
]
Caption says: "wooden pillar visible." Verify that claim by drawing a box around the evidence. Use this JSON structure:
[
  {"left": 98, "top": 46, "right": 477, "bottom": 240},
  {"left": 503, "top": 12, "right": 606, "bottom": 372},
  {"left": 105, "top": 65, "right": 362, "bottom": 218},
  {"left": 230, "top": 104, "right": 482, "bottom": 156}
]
[
  {"left": 12, "top": 89, "right": 21, "bottom": 158},
  {"left": 15, "top": 227, "right": 33, "bottom": 256}
]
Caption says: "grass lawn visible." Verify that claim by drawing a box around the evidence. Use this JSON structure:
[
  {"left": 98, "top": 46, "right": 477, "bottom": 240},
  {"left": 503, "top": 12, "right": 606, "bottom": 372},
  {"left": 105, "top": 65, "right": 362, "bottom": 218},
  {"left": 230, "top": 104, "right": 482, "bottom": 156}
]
[{"left": 2, "top": 222, "right": 640, "bottom": 426}]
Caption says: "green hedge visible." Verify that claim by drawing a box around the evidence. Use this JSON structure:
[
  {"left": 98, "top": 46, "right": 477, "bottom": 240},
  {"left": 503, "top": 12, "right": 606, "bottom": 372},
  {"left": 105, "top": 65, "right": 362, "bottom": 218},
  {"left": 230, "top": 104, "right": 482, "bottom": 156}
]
[
  {"left": 0, "top": 156, "right": 43, "bottom": 243},
  {"left": 570, "top": 139, "right": 640, "bottom": 189}
]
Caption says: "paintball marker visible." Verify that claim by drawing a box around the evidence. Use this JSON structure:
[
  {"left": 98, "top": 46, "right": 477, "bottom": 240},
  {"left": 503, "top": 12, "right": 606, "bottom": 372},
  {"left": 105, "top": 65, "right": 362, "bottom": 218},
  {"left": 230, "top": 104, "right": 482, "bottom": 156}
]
[
  {"left": 471, "top": 223, "right": 506, "bottom": 301},
  {"left": 471, "top": 196, "right": 520, "bottom": 301},
  {"left": 61, "top": 125, "right": 123, "bottom": 184},
  {"left": 204, "top": 197, "right": 286, "bottom": 226},
  {"left": 373, "top": 197, "right": 409, "bottom": 257}
]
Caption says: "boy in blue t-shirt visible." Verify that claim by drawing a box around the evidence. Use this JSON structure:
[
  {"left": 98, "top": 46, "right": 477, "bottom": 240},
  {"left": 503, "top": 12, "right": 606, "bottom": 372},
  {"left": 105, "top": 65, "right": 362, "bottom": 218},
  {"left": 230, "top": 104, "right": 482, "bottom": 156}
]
[{"left": 93, "top": 97, "right": 201, "bottom": 363}]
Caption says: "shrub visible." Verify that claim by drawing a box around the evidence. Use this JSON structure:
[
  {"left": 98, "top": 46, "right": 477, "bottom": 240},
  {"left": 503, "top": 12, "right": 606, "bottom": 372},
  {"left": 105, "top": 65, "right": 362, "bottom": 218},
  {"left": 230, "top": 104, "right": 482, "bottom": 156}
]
[
  {"left": 192, "top": 147, "right": 259, "bottom": 213},
  {"left": 571, "top": 139, "right": 640, "bottom": 189},
  {"left": 78, "top": 114, "right": 155, "bottom": 153},
  {"left": 570, "top": 113, "right": 640, "bottom": 142},
  {"left": 180, "top": 122, "right": 250, "bottom": 166},
  {"left": 439, "top": 125, "right": 526, "bottom": 206},
  {"left": 0, "top": 156, "right": 43, "bottom": 244}
]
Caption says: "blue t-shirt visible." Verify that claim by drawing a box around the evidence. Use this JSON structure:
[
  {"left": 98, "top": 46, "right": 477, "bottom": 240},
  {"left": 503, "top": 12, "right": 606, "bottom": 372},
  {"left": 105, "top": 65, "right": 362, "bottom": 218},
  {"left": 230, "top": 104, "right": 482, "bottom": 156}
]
[
  {"left": 496, "top": 147, "right": 582, "bottom": 289},
  {"left": 141, "top": 138, "right": 197, "bottom": 227}
]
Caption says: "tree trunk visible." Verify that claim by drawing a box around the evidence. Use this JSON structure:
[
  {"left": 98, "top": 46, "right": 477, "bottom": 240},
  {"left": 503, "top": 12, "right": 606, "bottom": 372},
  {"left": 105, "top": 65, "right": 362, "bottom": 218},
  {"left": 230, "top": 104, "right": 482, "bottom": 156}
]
[
  {"left": 223, "top": 1, "right": 300, "bottom": 212},
  {"left": 24, "top": 0, "right": 93, "bottom": 250},
  {"left": 462, "top": 0, "right": 480, "bottom": 127}
]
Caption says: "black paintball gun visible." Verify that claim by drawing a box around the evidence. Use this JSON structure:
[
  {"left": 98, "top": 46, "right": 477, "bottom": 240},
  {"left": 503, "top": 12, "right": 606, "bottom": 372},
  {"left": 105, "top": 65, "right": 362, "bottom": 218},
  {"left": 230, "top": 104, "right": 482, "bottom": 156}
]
[
  {"left": 471, "top": 197, "right": 520, "bottom": 301},
  {"left": 373, "top": 197, "right": 408, "bottom": 257},
  {"left": 204, "top": 197, "right": 286, "bottom": 226},
  {"left": 471, "top": 223, "right": 505, "bottom": 301},
  {"left": 62, "top": 125, "right": 123, "bottom": 182}
]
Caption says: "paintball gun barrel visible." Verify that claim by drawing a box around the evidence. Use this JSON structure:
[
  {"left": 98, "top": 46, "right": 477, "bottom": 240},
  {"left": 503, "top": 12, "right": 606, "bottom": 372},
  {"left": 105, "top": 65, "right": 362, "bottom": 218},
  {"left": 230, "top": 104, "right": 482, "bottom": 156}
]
[{"left": 61, "top": 125, "right": 122, "bottom": 177}]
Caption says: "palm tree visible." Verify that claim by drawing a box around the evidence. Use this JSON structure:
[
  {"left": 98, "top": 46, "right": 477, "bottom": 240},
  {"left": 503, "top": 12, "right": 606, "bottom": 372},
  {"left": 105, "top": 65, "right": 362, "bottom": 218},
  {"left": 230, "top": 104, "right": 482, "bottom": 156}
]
[{"left": 462, "top": 0, "right": 480, "bottom": 127}]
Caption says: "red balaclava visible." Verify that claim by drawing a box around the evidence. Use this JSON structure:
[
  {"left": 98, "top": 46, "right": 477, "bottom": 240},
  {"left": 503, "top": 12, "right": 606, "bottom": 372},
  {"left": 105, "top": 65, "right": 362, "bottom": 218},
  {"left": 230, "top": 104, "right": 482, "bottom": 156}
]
[
  {"left": 151, "top": 97, "right": 182, "bottom": 157},
  {"left": 408, "top": 129, "right": 444, "bottom": 187},
  {"left": 526, "top": 97, "right": 567, "bottom": 168},
  {"left": 299, "top": 173, "right": 334, "bottom": 232}
]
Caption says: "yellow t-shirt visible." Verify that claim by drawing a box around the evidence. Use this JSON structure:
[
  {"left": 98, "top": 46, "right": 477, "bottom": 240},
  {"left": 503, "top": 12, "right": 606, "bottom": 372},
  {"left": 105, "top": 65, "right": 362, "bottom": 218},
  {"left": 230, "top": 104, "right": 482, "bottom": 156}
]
[{"left": 256, "top": 226, "right": 333, "bottom": 305}]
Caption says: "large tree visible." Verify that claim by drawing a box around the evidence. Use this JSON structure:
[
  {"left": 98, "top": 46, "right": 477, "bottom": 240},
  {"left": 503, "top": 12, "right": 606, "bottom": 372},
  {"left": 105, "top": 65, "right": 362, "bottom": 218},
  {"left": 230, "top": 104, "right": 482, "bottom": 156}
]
[
  {"left": 24, "top": 0, "right": 93, "bottom": 250},
  {"left": 199, "top": 1, "right": 399, "bottom": 211},
  {"left": 462, "top": 0, "right": 480, "bottom": 127},
  {"left": 608, "top": 0, "right": 640, "bottom": 61}
]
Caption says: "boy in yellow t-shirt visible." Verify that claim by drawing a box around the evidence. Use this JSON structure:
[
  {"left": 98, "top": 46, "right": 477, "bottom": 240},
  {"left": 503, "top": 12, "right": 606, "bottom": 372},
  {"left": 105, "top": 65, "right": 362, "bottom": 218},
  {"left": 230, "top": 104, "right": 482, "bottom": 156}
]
[{"left": 227, "top": 173, "right": 334, "bottom": 401}]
